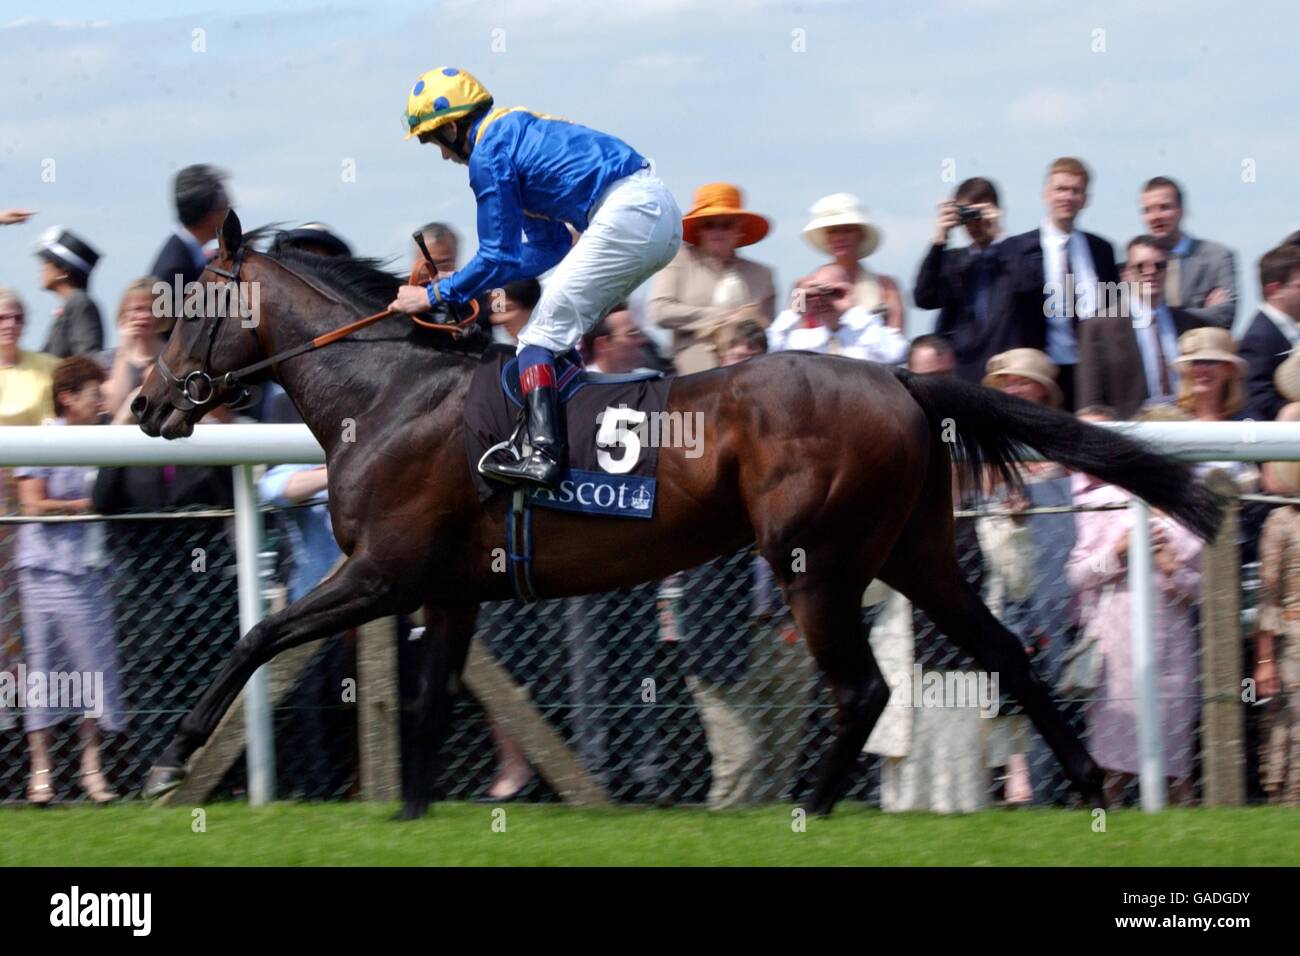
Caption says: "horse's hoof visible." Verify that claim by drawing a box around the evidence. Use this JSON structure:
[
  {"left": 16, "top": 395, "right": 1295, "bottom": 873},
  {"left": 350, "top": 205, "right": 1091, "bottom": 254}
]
[
  {"left": 141, "top": 764, "right": 187, "bottom": 800},
  {"left": 1080, "top": 787, "right": 1108, "bottom": 810},
  {"left": 1076, "top": 766, "right": 1107, "bottom": 809},
  {"left": 805, "top": 799, "right": 835, "bottom": 819},
  {"left": 392, "top": 800, "right": 429, "bottom": 822}
]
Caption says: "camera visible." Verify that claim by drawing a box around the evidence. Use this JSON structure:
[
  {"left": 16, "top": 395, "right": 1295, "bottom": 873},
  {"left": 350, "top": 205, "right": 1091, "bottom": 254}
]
[{"left": 958, "top": 205, "right": 982, "bottom": 223}]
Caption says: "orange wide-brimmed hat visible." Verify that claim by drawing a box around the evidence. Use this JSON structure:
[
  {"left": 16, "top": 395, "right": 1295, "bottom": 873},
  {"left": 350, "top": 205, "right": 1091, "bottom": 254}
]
[{"left": 681, "top": 183, "right": 770, "bottom": 248}]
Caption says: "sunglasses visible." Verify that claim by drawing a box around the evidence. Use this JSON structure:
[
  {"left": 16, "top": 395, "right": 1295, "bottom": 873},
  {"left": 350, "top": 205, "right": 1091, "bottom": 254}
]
[{"left": 697, "top": 219, "right": 739, "bottom": 231}]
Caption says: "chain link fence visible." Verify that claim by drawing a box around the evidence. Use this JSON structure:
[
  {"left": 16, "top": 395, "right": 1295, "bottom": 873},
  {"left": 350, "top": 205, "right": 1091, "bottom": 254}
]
[{"left": 0, "top": 466, "right": 1275, "bottom": 808}]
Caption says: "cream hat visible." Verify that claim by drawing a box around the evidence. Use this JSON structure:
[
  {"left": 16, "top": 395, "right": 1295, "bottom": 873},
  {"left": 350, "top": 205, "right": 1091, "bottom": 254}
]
[
  {"left": 982, "top": 348, "right": 1064, "bottom": 407},
  {"left": 1275, "top": 350, "right": 1300, "bottom": 403},
  {"left": 802, "top": 193, "right": 881, "bottom": 259},
  {"left": 1171, "top": 327, "right": 1246, "bottom": 370}
]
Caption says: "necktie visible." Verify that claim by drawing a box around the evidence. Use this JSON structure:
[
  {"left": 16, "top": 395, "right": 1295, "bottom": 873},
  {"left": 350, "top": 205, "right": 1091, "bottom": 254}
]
[
  {"left": 828, "top": 330, "right": 843, "bottom": 356},
  {"left": 1165, "top": 255, "right": 1183, "bottom": 308},
  {"left": 1063, "top": 237, "right": 1079, "bottom": 329},
  {"left": 1152, "top": 322, "right": 1172, "bottom": 395},
  {"left": 970, "top": 250, "right": 993, "bottom": 330}
]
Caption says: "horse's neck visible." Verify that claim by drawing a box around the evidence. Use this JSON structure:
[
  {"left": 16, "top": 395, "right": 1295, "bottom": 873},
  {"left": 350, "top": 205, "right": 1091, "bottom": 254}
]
[
  {"left": 254, "top": 288, "right": 374, "bottom": 453},
  {"left": 260, "top": 294, "right": 468, "bottom": 457}
]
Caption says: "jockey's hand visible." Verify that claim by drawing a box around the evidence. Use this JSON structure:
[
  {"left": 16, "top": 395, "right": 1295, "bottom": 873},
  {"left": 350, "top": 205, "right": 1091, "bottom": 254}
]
[{"left": 388, "top": 284, "right": 442, "bottom": 315}]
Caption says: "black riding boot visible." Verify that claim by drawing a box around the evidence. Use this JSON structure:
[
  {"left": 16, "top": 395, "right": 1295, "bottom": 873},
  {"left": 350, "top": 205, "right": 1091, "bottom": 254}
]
[{"left": 480, "top": 383, "right": 567, "bottom": 490}]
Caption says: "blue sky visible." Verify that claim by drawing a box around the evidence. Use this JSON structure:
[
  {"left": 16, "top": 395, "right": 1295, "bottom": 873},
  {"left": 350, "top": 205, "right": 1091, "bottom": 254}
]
[{"left": 3, "top": 0, "right": 1297, "bottom": 350}]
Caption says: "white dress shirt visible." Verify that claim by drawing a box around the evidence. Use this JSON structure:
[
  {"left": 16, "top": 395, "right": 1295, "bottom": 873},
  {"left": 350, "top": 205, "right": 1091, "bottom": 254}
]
[
  {"left": 767, "top": 306, "right": 908, "bottom": 364},
  {"left": 1041, "top": 218, "right": 1099, "bottom": 366}
]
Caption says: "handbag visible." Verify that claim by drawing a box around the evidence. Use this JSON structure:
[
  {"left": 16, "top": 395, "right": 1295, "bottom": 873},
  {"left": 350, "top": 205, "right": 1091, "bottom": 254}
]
[{"left": 1056, "top": 585, "right": 1111, "bottom": 700}]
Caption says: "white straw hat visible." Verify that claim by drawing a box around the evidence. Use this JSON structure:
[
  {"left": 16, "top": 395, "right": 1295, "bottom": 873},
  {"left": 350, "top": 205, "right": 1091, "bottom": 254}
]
[{"left": 802, "top": 193, "right": 881, "bottom": 258}]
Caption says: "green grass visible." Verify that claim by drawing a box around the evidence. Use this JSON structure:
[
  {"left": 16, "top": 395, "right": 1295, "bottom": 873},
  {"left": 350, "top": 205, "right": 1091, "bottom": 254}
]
[{"left": 1, "top": 803, "right": 1295, "bottom": 866}]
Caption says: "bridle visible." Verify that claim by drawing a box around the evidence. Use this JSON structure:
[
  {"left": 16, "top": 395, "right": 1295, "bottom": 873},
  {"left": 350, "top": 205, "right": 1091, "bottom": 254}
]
[
  {"left": 153, "top": 241, "right": 480, "bottom": 414},
  {"left": 154, "top": 244, "right": 258, "bottom": 411}
]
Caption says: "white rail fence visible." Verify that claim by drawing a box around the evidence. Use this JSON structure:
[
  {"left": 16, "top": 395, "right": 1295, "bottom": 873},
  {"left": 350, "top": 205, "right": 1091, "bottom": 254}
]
[{"left": 2, "top": 421, "right": 1293, "bottom": 809}]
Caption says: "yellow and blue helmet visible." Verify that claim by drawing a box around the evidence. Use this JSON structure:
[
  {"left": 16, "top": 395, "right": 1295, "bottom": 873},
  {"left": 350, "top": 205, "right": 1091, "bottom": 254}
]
[{"left": 403, "top": 66, "right": 493, "bottom": 140}]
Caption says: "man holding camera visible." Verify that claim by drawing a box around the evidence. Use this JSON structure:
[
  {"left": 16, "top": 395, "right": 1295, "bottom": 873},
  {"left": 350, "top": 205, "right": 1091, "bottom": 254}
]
[
  {"left": 766, "top": 263, "right": 907, "bottom": 362},
  {"left": 913, "top": 176, "right": 1010, "bottom": 383}
]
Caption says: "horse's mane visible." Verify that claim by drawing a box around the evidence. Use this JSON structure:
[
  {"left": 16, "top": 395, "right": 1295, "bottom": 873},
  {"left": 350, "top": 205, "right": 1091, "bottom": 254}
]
[
  {"left": 244, "top": 225, "right": 487, "bottom": 353},
  {"left": 245, "top": 226, "right": 404, "bottom": 314}
]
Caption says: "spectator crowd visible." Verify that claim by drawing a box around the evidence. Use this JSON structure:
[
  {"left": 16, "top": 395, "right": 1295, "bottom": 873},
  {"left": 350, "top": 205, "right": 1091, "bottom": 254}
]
[{"left": 2, "top": 154, "right": 1299, "bottom": 809}]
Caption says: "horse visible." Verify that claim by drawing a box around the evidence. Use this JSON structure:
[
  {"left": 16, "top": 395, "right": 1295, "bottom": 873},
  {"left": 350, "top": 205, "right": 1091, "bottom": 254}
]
[{"left": 132, "top": 211, "right": 1222, "bottom": 819}]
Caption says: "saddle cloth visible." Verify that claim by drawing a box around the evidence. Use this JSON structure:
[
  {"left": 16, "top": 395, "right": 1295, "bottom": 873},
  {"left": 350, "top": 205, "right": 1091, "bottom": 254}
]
[{"left": 463, "top": 347, "right": 675, "bottom": 519}]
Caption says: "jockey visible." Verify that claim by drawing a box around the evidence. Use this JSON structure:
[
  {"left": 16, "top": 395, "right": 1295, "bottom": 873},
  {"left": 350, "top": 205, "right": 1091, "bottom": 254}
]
[{"left": 388, "top": 67, "right": 683, "bottom": 490}]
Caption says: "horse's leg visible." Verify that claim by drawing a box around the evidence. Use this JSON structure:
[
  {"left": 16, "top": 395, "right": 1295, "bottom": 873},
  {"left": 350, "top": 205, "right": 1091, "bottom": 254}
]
[
  {"left": 396, "top": 603, "right": 477, "bottom": 821},
  {"left": 746, "top": 398, "right": 928, "bottom": 817},
  {"left": 780, "top": 576, "right": 890, "bottom": 817},
  {"left": 877, "top": 469, "right": 1105, "bottom": 805},
  {"left": 143, "top": 553, "right": 403, "bottom": 797}
]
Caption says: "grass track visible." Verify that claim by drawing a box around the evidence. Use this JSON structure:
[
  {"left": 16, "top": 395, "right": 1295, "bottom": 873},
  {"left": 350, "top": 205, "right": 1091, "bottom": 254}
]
[{"left": 1, "top": 803, "right": 1294, "bottom": 866}]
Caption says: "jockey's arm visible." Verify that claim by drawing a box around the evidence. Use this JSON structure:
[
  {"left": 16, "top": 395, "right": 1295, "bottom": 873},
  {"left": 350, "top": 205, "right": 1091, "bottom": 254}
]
[
  {"left": 519, "top": 213, "right": 572, "bottom": 276},
  {"left": 430, "top": 141, "right": 547, "bottom": 307}
]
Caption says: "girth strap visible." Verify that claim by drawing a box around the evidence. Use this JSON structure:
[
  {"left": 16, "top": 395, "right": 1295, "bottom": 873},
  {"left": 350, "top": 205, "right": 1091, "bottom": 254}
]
[{"left": 507, "top": 487, "right": 540, "bottom": 602}]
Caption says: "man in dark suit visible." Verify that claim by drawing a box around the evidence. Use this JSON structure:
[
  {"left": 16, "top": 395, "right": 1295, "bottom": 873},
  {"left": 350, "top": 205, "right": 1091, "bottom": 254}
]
[
  {"left": 1239, "top": 245, "right": 1300, "bottom": 421},
  {"left": 913, "top": 176, "right": 1015, "bottom": 383},
  {"left": 1139, "top": 176, "right": 1236, "bottom": 328},
  {"left": 998, "top": 157, "right": 1120, "bottom": 409},
  {"left": 1076, "top": 235, "right": 1208, "bottom": 418},
  {"left": 148, "top": 164, "right": 230, "bottom": 325}
]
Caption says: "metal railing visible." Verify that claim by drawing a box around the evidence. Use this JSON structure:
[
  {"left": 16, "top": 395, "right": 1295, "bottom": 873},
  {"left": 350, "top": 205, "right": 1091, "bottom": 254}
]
[{"left": 0, "top": 422, "right": 1292, "bottom": 809}]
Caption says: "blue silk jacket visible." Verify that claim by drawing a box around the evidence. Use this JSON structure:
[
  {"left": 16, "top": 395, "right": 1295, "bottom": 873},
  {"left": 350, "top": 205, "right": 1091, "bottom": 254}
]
[{"left": 431, "top": 108, "right": 647, "bottom": 306}]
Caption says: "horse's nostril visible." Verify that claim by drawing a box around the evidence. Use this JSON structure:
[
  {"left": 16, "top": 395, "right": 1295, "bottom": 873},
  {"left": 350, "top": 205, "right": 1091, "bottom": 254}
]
[{"left": 130, "top": 394, "right": 149, "bottom": 419}]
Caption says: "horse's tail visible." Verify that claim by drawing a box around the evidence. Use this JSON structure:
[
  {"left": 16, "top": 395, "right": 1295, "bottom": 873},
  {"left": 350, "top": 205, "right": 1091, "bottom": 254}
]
[{"left": 891, "top": 367, "right": 1224, "bottom": 541}]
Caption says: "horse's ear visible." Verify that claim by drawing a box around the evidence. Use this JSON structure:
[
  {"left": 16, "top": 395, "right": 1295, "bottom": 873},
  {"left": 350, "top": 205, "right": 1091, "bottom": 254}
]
[{"left": 219, "top": 209, "right": 243, "bottom": 259}]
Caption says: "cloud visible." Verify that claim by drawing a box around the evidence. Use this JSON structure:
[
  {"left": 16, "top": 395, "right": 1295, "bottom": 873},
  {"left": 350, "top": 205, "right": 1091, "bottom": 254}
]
[
  {"left": 4, "top": 0, "right": 1299, "bottom": 350},
  {"left": 1006, "top": 87, "right": 1101, "bottom": 130},
  {"left": 613, "top": 52, "right": 713, "bottom": 87}
]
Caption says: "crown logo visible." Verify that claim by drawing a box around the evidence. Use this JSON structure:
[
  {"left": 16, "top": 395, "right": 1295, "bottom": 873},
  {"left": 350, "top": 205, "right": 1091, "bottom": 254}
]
[{"left": 630, "top": 485, "right": 652, "bottom": 511}]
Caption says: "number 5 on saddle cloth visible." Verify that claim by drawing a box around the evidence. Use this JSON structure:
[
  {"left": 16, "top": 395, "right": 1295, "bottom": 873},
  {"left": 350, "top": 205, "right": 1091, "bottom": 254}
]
[
  {"left": 464, "top": 348, "right": 673, "bottom": 521},
  {"left": 463, "top": 348, "right": 676, "bottom": 601}
]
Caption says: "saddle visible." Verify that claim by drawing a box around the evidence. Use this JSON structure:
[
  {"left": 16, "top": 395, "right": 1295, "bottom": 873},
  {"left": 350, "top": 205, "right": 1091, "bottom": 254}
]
[
  {"left": 497, "top": 348, "right": 663, "bottom": 408},
  {"left": 463, "top": 347, "right": 674, "bottom": 517},
  {"left": 464, "top": 348, "right": 676, "bottom": 601}
]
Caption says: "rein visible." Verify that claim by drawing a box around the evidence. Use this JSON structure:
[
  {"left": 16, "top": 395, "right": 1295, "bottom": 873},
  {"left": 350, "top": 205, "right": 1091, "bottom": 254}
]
[{"left": 157, "top": 248, "right": 480, "bottom": 411}]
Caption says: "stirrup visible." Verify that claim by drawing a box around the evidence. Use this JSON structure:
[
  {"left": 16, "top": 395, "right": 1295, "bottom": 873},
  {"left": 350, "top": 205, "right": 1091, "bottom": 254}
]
[
  {"left": 477, "top": 412, "right": 530, "bottom": 478},
  {"left": 478, "top": 439, "right": 523, "bottom": 475}
]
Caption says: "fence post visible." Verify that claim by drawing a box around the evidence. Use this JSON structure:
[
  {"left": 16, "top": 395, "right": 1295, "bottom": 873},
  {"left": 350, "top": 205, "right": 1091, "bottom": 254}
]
[
  {"left": 356, "top": 616, "right": 401, "bottom": 800},
  {"left": 1198, "top": 469, "right": 1245, "bottom": 806},
  {"left": 1128, "top": 497, "right": 1165, "bottom": 811},
  {"left": 233, "top": 463, "right": 275, "bottom": 805}
]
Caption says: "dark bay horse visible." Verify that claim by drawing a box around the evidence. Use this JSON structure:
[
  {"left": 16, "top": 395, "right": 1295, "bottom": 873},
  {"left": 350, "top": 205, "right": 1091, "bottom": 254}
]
[{"left": 133, "top": 212, "right": 1222, "bottom": 819}]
